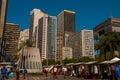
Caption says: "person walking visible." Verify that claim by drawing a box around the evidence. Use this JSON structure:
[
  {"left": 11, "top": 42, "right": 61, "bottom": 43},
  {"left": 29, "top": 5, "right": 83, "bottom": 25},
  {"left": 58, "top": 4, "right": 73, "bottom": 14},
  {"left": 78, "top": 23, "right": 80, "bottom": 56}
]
[
  {"left": 53, "top": 66, "right": 57, "bottom": 78},
  {"left": 16, "top": 67, "right": 20, "bottom": 80},
  {"left": 62, "top": 66, "right": 67, "bottom": 79},
  {"left": 1, "top": 66, "right": 7, "bottom": 80},
  {"left": 23, "top": 67, "right": 27, "bottom": 79}
]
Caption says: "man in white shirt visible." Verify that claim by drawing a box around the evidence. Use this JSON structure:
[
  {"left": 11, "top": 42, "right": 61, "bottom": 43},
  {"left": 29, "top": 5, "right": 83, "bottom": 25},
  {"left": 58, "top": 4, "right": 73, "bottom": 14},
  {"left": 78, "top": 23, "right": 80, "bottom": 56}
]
[{"left": 62, "top": 66, "right": 67, "bottom": 79}]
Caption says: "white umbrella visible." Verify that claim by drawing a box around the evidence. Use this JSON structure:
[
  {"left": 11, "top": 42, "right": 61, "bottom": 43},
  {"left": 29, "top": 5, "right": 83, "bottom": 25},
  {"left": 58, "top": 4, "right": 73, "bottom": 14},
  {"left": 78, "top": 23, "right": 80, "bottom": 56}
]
[
  {"left": 100, "top": 60, "right": 110, "bottom": 64},
  {"left": 5, "top": 65, "right": 13, "bottom": 68},
  {"left": 110, "top": 57, "right": 120, "bottom": 63},
  {"left": 85, "top": 61, "right": 98, "bottom": 65}
]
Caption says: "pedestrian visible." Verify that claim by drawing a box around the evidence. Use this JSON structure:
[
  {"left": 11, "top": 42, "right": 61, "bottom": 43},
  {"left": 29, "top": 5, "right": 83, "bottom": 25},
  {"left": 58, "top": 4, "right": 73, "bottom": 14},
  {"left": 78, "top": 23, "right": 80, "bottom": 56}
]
[
  {"left": 1, "top": 66, "right": 7, "bottom": 80},
  {"left": 8, "top": 68, "right": 14, "bottom": 78},
  {"left": 23, "top": 67, "right": 27, "bottom": 79},
  {"left": 53, "top": 66, "right": 57, "bottom": 78},
  {"left": 0, "top": 71, "right": 2, "bottom": 80},
  {"left": 115, "top": 65, "right": 120, "bottom": 80},
  {"left": 62, "top": 65, "right": 67, "bottom": 79},
  {"left": 19, "top": 70, "right": 24, "bottom": 80},
  {"left": 16, "top": 67, "right": 20, "bottom": 80},
  {"left": 44, "top": 67, "right": 48, "bottom": 77}
]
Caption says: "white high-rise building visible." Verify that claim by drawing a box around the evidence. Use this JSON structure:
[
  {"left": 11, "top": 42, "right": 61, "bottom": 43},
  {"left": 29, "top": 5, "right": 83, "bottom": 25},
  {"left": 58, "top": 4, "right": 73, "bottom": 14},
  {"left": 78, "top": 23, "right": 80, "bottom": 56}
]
[
  {"left": 38, "top": 14, "right": 48, "bottom": 60},
  {"left": 29, "top": 8, "right": 45, "bottom": 47},
  {"left": 67, "top": 29, "right": 94, "bottom": 59},
  {"left": 29, "top": 9, "right": 57, "bottom": 61},
  {"left": 81, "top": 29, "right": 94, "bottom": 58}
]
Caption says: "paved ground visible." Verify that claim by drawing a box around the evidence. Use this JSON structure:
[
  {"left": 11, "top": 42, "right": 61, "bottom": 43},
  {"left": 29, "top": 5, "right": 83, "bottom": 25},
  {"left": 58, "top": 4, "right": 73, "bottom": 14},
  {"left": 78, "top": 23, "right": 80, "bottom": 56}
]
[{"left": 6, "top": 74, "right": 91, "bottom": 80}]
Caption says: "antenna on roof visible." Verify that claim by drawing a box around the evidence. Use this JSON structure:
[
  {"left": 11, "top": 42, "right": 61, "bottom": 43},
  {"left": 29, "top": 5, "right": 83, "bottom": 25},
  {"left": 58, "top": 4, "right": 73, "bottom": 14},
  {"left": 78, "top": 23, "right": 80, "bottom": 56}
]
[
  {"left": 82, "top": 26, "right": 86, "bottom": 30},
  {"left": 109, "top": 13, "right": 113, "bottom": 18}
]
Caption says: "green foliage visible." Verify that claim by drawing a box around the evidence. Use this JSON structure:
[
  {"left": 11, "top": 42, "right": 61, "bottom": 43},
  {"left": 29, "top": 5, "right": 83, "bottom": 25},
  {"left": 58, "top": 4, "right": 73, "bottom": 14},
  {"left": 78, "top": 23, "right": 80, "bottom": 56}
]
[
  {"left": 25, "top": 40, "right": 33, "bottom": 47},
  {"left": 62, "top": 57, "right": 94, "bottom": 64},
  {"left": 42, "top": 59, "right": 60, "bottom": 66},
  {"left": 79, "top": 56, "right": 94, "bottom": 62},
  {"left": 13, "top": 55, "right": 19, "bottom": 62},
  {"left": 62, "top": 58, "right": 79, "bottom": 64},
  {"left": 95, "top": 32, "right": 120, "bottom": 61}
]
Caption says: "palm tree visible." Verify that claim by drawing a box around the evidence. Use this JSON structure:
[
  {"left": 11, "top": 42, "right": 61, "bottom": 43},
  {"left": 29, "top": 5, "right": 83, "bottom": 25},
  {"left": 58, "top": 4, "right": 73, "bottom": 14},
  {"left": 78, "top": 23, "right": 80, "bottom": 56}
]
[{"left": 95, "top": 32, "right": 120, "bottom": 61}]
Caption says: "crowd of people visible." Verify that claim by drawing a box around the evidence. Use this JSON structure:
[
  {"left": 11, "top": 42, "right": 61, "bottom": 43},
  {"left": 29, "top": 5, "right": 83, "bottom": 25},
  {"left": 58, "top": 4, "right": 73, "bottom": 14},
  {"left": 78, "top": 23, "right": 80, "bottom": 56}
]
[
  {"left": 0, "top": 66, "right": 27, "bottom": 80},
  {"left": 43, "top": 64, "right": 120, "bottom": 80},
  {"left": 43, "top": 65, "right": 86, "bottom": 79}
]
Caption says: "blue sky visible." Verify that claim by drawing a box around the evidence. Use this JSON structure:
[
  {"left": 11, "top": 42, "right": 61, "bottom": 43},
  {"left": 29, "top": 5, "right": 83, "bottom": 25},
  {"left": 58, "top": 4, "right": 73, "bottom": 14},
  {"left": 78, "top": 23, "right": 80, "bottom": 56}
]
[{"left": 6, "top": 0, "right": 120, "bottom": 31}]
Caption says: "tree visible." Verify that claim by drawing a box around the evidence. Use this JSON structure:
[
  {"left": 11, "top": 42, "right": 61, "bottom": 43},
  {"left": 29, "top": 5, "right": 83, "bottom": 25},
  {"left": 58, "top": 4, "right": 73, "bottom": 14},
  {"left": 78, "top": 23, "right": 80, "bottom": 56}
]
[
  {"left": 95, "top": 32, "right": 120, "bottom": 61},
  {"left": 79, "top": 56, "right": 94, "bottom": 62}
]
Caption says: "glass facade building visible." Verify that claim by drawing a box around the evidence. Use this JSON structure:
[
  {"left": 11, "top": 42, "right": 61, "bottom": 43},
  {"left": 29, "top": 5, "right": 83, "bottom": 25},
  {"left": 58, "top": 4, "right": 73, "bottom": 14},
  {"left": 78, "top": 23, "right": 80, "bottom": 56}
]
[{"left": 47, "top": 16, "right": 57, "bottom": 59}]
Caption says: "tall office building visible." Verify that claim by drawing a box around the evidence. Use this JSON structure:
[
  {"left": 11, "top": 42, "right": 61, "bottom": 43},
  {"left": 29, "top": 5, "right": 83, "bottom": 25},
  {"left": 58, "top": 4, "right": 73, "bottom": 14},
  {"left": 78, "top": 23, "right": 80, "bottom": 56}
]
[
  {"left": 67, "top": 29, "right": 94, "bottom": 59},
  {"left": 58, "top": 10, "right": 75, "bottom": 33},
  {"left": 47, "top": 16, "right": 57, "bottom": 59},
  {"left": 56, "top": 10, "right": 75, "bottom": 61},
  {"left": 0, "top": 0, "right": 7, "bottom": 37},
  {"left": 38, "top": 15, "right": 57, "bottom": 60},
  {"left": 81, "top": 30, "right": 94, "bottom": 58},
  {"left": 29, "top": 8, "right": 45, "bottom": 47},
  {"left": 38, "top": 14, "right": 48, "bottom": 60},
  {"left": 30, "top": 9, "right": 57, "bottom": 61},
  {"left": 4, "top": 23, "right": 20, "bottom": 62},
  {"left": 0, "top": 0, "right": 8, "bottom": 61},
  {"left": 94, "top": 18, "right": 120, "bottom": 40}
]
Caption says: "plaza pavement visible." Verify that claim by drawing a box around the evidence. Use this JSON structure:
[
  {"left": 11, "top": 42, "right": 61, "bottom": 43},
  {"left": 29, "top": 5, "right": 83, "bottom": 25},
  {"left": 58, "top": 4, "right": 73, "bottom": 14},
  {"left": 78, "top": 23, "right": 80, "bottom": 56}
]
[{"left": 7, "top": 74, "right": 92, "bottom": 80}]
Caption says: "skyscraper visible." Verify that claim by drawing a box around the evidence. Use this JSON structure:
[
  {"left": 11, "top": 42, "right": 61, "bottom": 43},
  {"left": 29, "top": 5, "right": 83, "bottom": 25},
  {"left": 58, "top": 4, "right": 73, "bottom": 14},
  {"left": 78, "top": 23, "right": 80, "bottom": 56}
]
[
  {"left": 29, "top": 9, "right": 45, "bottom": 47},
  {"left": 56, "top": 10, "right": 75, "bottom": 61},
  {"left": 38, "top": 15, "right": 57, "bottom": 61},
  {"left": 0, "top": 0, "right": 8, "bottom": 62},
  {"left": 67, "top": 29, "right": 94, "bottom": 59},
  {"left": 30, "top": 9, "right": 57, "bottom": 61},
  {"left": 0, "top": 0, "right": 7, "bottom": 37},
  {"left": 47, "top": 16, "right": 57, "bottom": 60},
  {"left": 38, "top": 14, "right": 48, "bottom": 60},
  {"left": 58, "top": 10, "right": 75, "bottom": 33},
  {"left": 4, "top": 23, "right": 20, "bottom": 62}
]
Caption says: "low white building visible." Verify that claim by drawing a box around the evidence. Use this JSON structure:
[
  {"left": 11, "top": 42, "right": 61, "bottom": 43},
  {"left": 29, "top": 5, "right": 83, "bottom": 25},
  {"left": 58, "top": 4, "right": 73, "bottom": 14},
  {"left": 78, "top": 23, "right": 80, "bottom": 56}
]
[
  {"left": 19, "top": 29, "right": 29, "bottom": 42},
  {"left": 62, "top": 47, "right": 72, "bottom": 60}
]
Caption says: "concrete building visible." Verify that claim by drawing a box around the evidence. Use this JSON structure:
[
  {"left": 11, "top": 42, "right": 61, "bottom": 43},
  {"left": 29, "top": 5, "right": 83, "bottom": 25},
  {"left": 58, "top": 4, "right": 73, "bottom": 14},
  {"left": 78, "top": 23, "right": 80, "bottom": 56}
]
[
  {"left": 18, "top": 29, "right": 29, "bottom": 49},
  {"left": 20, "top": 29, "right": 29, "bottom": 42},
  {"left": 30, "top": 9, "right": 57, "bottom": 61},
  {"left": 67, "top": 29, "right": 94, "bottom": 59},
  {"left": 18, "top": 47, "right": 42, "bottom": 73},
  {"left": 0, "top": 0, "right": 8, "bottom": 62},
  {"left": 62, "top": 47, "right": 72, "bottom": 60},
  {"left": 56, "top": 10, "right": 75, "bottom": 61},
  {"left": 38, "top": 15, "right": 57, "bottom": 60},
  {"left": 38, "top": 14, "right": 48, "bottom": 60},
  {"left": 29, "top": 8, "right": 45, "bottom": 47},
  {"left": 58, "top": 10, "right": 75, "bottom": 33},
  {"left": 0, "top": 0, "right": 7, "bottom": 37},
  {"left": 4, "top": 23, "right": 20, "bottom": 62},
  {"left": 94, "top": 18, "right": 120, "bottom": 40}
]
